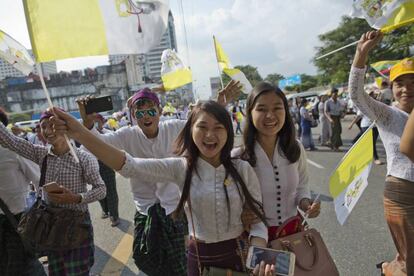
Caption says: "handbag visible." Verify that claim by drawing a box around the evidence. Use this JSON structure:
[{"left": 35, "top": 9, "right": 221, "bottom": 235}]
[
  {"left": 270, "top": 227, "right": 339, "bottom": 276},
  {"left": 16, "top": 156, "right": 90, "bottom": 252},
  {"left": 310, "top": 118, "right": 318, "bottom": 128},
  {"left": 188, "top": 200, "right": 249, "bottom": 276}
]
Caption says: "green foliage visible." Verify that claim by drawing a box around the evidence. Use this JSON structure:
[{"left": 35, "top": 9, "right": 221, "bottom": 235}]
[
  {"left": 284, "top": 74, "right": 319, "bottom": 92},
  {"left": 9, "top": 113, "right": 31, "bottom": 124},
  {"left": 264, "top": 73, "right": 284, "bottom": 86},
  {"left": 313, "top": 16, "right": 412, "bottom": 85}
]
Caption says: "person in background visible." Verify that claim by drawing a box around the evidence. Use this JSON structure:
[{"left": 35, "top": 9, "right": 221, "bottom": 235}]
[
  {"left": 94, "top": 114, "right": 120, "bottom": 227},
  {"left": 28, "top": 124, "right": 47, "bottom": 146},
  {"left": 0, "top": 108, "right": 45, "bottom": 276},
  {"left": 401, "top": 111, "right": 414, "bottom": 162},
  {"left": 0, "top": 107, "right": 106, "bottom": 275},
  {"left": 378, "top": 80, "right": 393, "bottom": 106},
  {"left": 318, "top": 94, "right": 331, "bottom": 147},
  {"left": 350, "top": 30, "right": 414, "bottom": 276},
  {"left": 300, "top": 98, "right": 317, "bottom": 151},
  {"left": 325, "top": 88, "right": 344, "bottom": 151}
]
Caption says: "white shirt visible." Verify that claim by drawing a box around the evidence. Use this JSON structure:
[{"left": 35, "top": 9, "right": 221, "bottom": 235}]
[
  {"left": 349, "top": 67, "right": 414, "bottom": 182},
  {"left": 233, "top": 142, "right": 310, "bottom": 227},
  {"left": 90, "top": 119, "right": 186, "bottom": 215},
  {"left": 119, "top": 154, "right": 268, "bottom": 243},
  {"left": 0, "top": 146, "right": 40, "bottom": 215}
]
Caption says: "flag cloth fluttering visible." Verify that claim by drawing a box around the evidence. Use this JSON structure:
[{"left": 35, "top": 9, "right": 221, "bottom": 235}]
[
  {"left": 0, "top": 29, "right": 34, "bottom": 75},
  {"left": 329, "top": 127, "right": 374, "bottom": 225},
  {"left": 23, "top": 0, "right": 169, "bottom": 62},
  {"left": 370, "top": 59, "right": 400, "bottom": 77},
  {"left": 160, "top": 49, "right": 192, "bottom": 91},
  {"left": 213, "top": 36, "right": 252, "bottom": 94},
  {"left": 351, "top": 0, "right": 414, "bottom": 33}
]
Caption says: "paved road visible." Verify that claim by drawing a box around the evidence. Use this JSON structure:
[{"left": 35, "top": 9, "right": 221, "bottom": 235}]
[{"left": 89, "top": 116, "right": 395, "bottom": 275}]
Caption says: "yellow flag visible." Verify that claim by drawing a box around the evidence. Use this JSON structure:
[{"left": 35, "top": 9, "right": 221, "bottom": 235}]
[
  {"left": 351, "top": 0, "right": 414, "bottom": 33},
  {"left": 160, "top": 49, "right": 192, "bottom": 91},
  {"left": 329, "top": 127, "right": 374, "bottom": 225},
  {"left": 213, "top": 36, "right": 231, "bottom": 70},
  {"left": 23, "top": 0, "right": 169, "bottom": 62}
]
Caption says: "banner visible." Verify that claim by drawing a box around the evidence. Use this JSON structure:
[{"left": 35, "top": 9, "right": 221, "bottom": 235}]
[
  {"left": 0, "top": 29, "right": 34, "bottom": 75},
  {"left": 23, "top": 0, "right": 169, "bottom": 62},
  {"left": 329, "top": 127, "right": 374, "bottom": 225},
  {"left": 213, "top": 36, "right": 252, "bottom": 94},
  {"left": 278, "top": 75, "right": 302, "bottom": 89},
  {"left": 351, "top": 0, "right": 414, "bottom": 32},
  {"left": 160, "top": 49, "right": 192, "bottom": 91}
]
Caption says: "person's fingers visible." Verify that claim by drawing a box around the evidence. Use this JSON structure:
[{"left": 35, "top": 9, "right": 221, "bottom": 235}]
[
  {"left": 265, "top": 264, "right": 275, "bottom": 276},
  {"left": 253, "top": 264, "right": 260, "bottom": 275}
]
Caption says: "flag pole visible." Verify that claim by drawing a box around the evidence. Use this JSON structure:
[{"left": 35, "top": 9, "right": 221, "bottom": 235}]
[
  {"left": 36, "top": 63, "right": 79, "bottom": 163},
  {"left": 213, "top": 36, "right": 225, "bottom": 89},
  {"left": 315, "top": 40, "right": 359, "bottom": 60}
]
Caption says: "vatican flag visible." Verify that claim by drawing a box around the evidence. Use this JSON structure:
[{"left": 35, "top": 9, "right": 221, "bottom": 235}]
[
  {"left": 351, "top": 0, "right": 414, "bottom": 33},
  {"left": 23, "top": 0, "right": 169, "bottom": 62},
  {"left": 329, "top": 126, "right": 374, "bottom": 225},
  {"left": 213, "top": 36, "right": 252, "bottom": 94},
  {"left": 161, "top": 49, "right": 192, "bottom": 91},
  {"left": 0, "top": 29, "right": 34, "bottom": 75}
]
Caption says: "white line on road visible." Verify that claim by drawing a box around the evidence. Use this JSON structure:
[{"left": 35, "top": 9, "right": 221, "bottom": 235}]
[{"left": 307, "top": 159, "right": 325, "bottom": 169}]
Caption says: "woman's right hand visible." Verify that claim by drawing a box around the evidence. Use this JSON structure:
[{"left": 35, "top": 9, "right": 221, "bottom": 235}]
[
  {"left": 252, "top": 261, "right": 275, "bottom": 276},
  {"left": 353, "top": 30, "right": 383, "bottom": 68}
]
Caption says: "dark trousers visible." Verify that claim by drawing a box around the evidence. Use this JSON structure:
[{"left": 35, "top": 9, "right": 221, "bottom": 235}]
[
  {"left": 0, "top": 214, "right": 46, "bottom": 276},
  {"left": 98, "top": 162, "right": 119, "bottom": 219}
]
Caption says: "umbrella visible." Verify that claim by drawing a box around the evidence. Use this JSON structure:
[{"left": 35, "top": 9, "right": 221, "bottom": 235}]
[{"left": 0, "top": 29, "right": 34, "bottom": 75}]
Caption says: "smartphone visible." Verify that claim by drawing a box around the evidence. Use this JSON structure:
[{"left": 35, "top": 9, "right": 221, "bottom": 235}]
[
  {"left": 43, "top": 182, "right": 62, "bottom": 193},
  {"left": 85, "top": 96, "right": 113, "bottom": 115},
  {"left": 246, "top": 246, "right": 295, "bottom": 276}
]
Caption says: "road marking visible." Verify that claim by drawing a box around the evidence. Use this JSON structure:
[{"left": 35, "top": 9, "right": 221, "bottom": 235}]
[
  {"left": 307, "top": 159, "right": 325, "bottom": 169},
  {"left": 101, "top": 228, "right": 134, "bottom": 275}
]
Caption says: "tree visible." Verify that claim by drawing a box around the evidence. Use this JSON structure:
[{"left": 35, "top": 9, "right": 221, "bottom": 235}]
[
  {"left": 284, "top": 74, "right": 318, "bottom": 92},
  {"left": 313, "top": 16, "right": 412, "bottom": 85},
  {"left": 264, "top": 73, "right": 284, "bottom": 86}
]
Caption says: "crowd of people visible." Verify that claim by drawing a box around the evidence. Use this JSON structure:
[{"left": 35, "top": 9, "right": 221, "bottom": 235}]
[{"left": 0, "top": 31, "right": 413, "bottom": 276}]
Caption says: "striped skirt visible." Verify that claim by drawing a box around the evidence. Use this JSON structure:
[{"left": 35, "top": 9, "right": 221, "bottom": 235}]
[{"left": 384, "top": 176, "right": 414, "bottom": 276}]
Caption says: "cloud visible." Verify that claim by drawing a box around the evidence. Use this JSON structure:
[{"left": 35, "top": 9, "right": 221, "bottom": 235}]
[{"left": 174, "top": 0, "right": 352, "bottom": 98}]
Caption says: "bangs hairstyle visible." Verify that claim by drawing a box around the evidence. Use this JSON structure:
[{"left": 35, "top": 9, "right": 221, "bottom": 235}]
[
  {"left": 241, "top": 82, "right": 301, "bottom": 166},
  {"left": 173, "top": 100, "right": 266, "bottom": 225}
]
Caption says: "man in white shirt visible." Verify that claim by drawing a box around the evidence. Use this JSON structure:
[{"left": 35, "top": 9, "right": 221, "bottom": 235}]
[{"left": 0, "top": 108, "right": 45, "bottom": 276}]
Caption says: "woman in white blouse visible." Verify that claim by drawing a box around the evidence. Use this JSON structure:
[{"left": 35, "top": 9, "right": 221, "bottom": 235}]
[
  {"left": 234, "top": 82, "right": 321, "bottom": 242},
  {"left": 350, "top": 31, "right": 414, "bottom": 276},
  {"left": 50, "top": 102, "right": 271, "bottom": 276}
]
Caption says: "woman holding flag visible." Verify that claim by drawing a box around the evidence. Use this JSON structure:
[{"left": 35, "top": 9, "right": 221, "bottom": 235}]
[{"left": 350, "top": 30, "right": 414, "bottom": 276}]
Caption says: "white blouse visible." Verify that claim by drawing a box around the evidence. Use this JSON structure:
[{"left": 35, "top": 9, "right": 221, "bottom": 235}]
[
  {"left": 349, "top": 67, "right": 414, "bottom": 182},
  {"left": 119, "top": 153, "right": 268, "bottom": 243},
  {"left": 233, "top": 141, "right": 310, "bottom": 227}
]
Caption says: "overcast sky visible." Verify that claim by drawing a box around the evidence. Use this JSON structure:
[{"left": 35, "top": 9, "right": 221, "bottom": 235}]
[{"left": 0, "top": 0, "right": 352, "bottom": 99}]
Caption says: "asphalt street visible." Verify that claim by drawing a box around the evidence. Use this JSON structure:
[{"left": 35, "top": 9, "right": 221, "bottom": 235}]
[{"left": 89, "top": 115, "right": 395, "bottom": 276}]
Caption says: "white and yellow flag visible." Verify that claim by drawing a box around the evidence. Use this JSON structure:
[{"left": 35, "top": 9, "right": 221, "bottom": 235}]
[
  {"left": 329, "top": 127, "right": 374, "bottom": 225},
  {"left": 351, "top": 0, "right": 414, "bottom": 33},
  {"left": 160, "top": 49, "right": 192, "bottom": 91},
  {"left": 0, "top": 30, "right": 34, "bottom": 75},
  {"left": 23, "top": 0, "right": 169, "bottom": 62},
  {"left": 213, "top": 36, "right": 252, "bottom": 94}
]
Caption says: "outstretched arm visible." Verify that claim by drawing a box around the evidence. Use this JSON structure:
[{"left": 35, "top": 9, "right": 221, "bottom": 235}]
[
  {"left": 51, "top": 107, "right": 126, "bottom": 170},
  {"left": 401, "top": 111, "right": 414, "bottom": 162}
]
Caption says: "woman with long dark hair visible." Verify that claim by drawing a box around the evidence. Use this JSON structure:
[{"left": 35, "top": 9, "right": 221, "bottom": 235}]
[
  {"left": 234, "top": 82, "right": 321, "bottom": 243},
  {"left": 50, "top": 101, "right": 269, "bottom": 276}
]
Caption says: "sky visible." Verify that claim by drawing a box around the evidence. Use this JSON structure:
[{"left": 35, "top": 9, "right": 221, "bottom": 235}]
[{"left": 0, "top": 0, "right": 352, "bottom": 99}]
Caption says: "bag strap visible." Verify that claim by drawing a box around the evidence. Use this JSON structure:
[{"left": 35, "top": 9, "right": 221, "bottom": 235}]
[
  {"left": 0, "top": 196, "right": 19, "bottom": 229},
  {"left": 36, "top": 155, "right": 48, "bottom": 199},
  {"left": 188, "top": 199, "right": 203, "bottom": 276}
]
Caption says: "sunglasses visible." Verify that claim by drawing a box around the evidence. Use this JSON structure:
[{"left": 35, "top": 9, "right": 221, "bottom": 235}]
[{"left": 135, "top": 108, "right": 158, "bottom": 119}]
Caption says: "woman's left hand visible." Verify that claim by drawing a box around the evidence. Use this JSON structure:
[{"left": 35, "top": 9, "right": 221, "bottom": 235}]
[
  {"left": 252, "top": 261, "right": 275, "bottom": 276},
  {"left": 47, "top": 186, "right": 82, "bottom": 204}
]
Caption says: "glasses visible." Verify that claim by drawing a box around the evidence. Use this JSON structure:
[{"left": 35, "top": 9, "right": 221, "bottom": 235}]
[{"left": 135, "top": 108, "right": 157, "bottom": 119}]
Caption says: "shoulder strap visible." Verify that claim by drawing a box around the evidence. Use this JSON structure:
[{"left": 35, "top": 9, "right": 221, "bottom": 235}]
[
  {"left": 0, "top": 196, "right": 19, "bottom": 229},
  {"left": 38, "top": 155, "right": 48, "bottom": 188},
  {"left": 188, "top": 200, "right": 202, "bottom": 276}
]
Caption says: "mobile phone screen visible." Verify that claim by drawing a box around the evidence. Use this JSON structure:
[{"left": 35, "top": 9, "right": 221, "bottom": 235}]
[{"left": 249, "top": 247, "right": 292, "bottom": 275}]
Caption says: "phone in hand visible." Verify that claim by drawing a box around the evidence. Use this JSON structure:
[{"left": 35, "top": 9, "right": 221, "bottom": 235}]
[
  {"left": 85, "top": 96, "right": 113, "bottom": 115},
  {"left": 43, "top": 182, "right": 63, "bottom": 194},
  {"left": 246, "top": 246, "right": 295, "bottom": 276}
]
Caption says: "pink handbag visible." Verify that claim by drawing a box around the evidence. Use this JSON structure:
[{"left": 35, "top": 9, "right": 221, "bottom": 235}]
[{"left": 270, "top": 228, "right": 339, "bottom": 276}]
